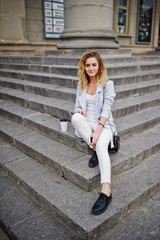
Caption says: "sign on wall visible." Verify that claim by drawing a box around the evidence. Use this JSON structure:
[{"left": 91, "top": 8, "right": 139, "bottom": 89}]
[
  {"left": 136, "top": 0, "right": 154, "bottom": 44},
  {"left": 43, "top": 0, "right": 64, "bottom": 38}
]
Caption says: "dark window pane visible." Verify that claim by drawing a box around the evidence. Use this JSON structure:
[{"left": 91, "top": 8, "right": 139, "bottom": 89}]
[
  {"left": 119, "top": 0, "right": 127, "bottom": 7},
  {"left": 136, "top": 0, "right": 154, "bottom": 43},
  {"left": 118, "top": 9, "right": 127, "bottom": 33}
]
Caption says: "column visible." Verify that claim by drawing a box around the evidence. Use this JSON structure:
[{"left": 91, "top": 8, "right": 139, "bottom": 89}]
[{"left": 57, "top": 0, "right": 119, "bottom": 49}]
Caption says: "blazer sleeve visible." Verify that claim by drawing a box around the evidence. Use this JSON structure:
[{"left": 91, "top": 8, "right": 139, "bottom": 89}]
[
  {"left": 100, "top": 80, "right": 116, "bottom": 119},
  {"left": 74, "top": 87, "right": 82, "bottom": 113}
]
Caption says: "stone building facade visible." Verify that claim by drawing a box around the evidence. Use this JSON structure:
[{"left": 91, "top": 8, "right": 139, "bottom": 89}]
[{"left": 0, "top": 0, "right": 159, "bottom": 56}]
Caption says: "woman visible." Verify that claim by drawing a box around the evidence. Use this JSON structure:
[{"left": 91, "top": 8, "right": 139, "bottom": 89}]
[{"left": 71, "top": 50, "right": 116, "bottom": 215}]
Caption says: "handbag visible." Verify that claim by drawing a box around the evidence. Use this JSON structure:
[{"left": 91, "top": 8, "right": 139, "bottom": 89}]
[
  {"left": 107, "top": 118, "right": 120, "bottom": 153},
  {"left": 108, "top": 135, "right": 120, "bottom": 153},
  {"left": 103, "top": 87, "right": 120, "bottom": 153}
]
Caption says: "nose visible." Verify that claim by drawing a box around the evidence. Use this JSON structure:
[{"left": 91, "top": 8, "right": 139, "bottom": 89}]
[{"left": 89, "top": 65, "right": 93, "bottom": 70}]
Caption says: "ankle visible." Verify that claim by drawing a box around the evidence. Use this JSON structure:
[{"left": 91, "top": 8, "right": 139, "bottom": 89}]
[{"left": 101, "top": 182, "right": 111, "bottom": 197}]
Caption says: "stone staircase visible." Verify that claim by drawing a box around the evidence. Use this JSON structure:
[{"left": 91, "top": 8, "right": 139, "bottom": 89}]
[{"left": 0, "top": 54, "right": 160, "bottom": 240}]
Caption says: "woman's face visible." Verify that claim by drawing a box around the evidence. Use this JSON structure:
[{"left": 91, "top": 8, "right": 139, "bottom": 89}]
[{"left": 85, "top": 57, "right": 99, "bottom": 79}]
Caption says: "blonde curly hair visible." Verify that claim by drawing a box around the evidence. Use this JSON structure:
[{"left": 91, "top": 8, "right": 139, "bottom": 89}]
[{"left": 77, "top": 50, "right": 108, "bottom": 92}]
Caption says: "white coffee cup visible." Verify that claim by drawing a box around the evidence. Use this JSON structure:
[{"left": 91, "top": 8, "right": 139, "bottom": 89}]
[{"left": 60, "top": 118, "right": 68, "bottom": 132}]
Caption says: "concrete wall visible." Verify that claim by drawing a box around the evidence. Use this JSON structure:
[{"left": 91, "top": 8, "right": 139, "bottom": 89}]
[
  {"left": 0, "top": 0, "right": 59, "bottom": 56},
  {"left": 0, "top": 0, "right": 27, "bottom": 41},
  {"left": 25, "top": 0, "right": 44, "bottom": 42}
]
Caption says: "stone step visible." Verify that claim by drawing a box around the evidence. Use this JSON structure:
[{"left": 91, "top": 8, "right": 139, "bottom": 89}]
[
  {"left": 115, "top": 79, "right": 160, "bottom": 99},
  {"left": 1, "top": 151, "right": 160, "bottom": 240},
  {"left": 0, "top": 77, "right": 77, "bottom": 103},
  {"left": 0, "top": 98, "right": 160, "bottom": 150},
  {"left": 0, "top": 86, "right": 74, "bottom": 120},
  {"left": 0, "top": 55, "right": 159, "bottom": 66},
  {"left": 0, "top": 170, "right": 76, "bottom": 240},
  {"left": 0, "top": 62, "right": 160, "bottom": 77},
  {"left": 110, "top": 71, "right": 160, "bottom": 86},
  {"left": 0, "top": 135, "right": 159, "bottom": 240},
  {"left": 99, "top": 191, "right": 160, "bottom": 240},
  {"left": 0, "top": 68, "right": 79, "bottom": 88},
  {"left": 1, "top": 86, "right": 159, "bottom": 120},
  {"left": 0, "top": 114, "right": 160, "bottom": 191},
  {"left": 115, "top": 91, "right": 160, "bottom": 118},
  {"left": 0, "top": 68, "right": 159, "bottom": 89},
  {"left": 0, "top": 77, "right": 159, "bottom": 102}
]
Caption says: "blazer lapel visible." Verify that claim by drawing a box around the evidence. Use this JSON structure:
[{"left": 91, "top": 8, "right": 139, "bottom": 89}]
[
  {"left": 79, "top": 89, "right": 87, "bottom": 110},
  {"left": 96, "top": 86, "right": 103, "bottom": 94},
  {"left": 96, "top": 86, "right": 103, "bottom": 117}
]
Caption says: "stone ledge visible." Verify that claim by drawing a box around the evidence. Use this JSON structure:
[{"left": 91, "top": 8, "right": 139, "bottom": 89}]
[
  {"left": 0, "top": 172, "right": 75, "bottom": 240},
  {"left": 0, "top": 114, "right": 160, "bottom": 191},
  {"left": 1, "top": 145, "right": 160, "bottom": 240}
]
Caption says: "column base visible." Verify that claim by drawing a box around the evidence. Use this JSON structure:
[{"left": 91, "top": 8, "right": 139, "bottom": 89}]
[
  {"left": 45, "top": 48, "right": 132, "bottom": 57},
  {"left": 57, "top": 29, "right": 120, "bottom": 50},
  {"left": 57, "top": 38, "right": 119, "bottom": 49}
]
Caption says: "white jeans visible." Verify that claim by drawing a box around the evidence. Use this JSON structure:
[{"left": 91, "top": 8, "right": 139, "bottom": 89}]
[{"left": 71, "top": 113, "right": 112, "bottom": 184}]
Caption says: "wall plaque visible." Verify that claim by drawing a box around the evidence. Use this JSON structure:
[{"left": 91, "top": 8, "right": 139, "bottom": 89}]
[{"left": 43, "top": 0, "right": 64, "bottom": 38}]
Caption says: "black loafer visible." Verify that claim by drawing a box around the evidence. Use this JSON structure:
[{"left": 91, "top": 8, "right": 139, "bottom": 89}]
[
  {"left": 88, "top": 151, "right": 98, "bottom": 168},
  {"left": 92, "top": 193, "right": 112, "bottom": 215}
]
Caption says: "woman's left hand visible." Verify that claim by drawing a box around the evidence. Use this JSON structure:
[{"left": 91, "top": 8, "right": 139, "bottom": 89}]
[
  {"left": 90, "top": 130, "right": 101, "bottom": 147},
  {"left": 90, "top": 117, "right": 107, "bottom": 147}
]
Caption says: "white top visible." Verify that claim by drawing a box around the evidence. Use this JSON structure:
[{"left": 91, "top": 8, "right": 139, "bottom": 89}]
[{"left": 86, "top": 94, "right": 96, "bottom": 115}]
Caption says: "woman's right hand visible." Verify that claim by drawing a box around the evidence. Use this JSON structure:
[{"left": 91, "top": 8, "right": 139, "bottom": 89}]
[{"left": 76, "top": 109, "right": 87, "bottom": 117}]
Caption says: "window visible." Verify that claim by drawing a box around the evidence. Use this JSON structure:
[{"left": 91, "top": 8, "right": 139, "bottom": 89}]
[
  {"left": 136, "top": 0, "right": 154, "bottom": 44},
  {"left": 117, "top": 0, "right": 129, "bottom": 33}
]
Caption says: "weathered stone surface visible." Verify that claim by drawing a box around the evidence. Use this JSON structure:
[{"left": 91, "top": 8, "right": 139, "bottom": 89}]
[
  {"left": 0, "top": 62, "right": 160, "bottom": 77},
  {"left": 23, "top": 112, "right": 86, "bottom": 151},
  {"left": 117, "top": 106, "right": 160, "bottom": 140},
  {"left": 115, "top": 79, "right": 160, "bottom": 99},
  {"left": 2, "top": 150, "right": 160, "bottom": 240},
  {"left": 0, "top": 143, "right": 26, "bottom": 169},
  {"left": 115, "top": 92, "right": 160, "bottom": 118},
  {"left": 14, "top": 130, "right": 85, "bottom": 175},
  {"left": 0, "top": 138, "right": 6, "bottom": 145},
  {"left": 0, "top": 85, "right": 160, "bottom": 122},
  {"left": 62, "top": 154, "right": 100, "bottom": 191},
  {"left": 0, "top": 68, "right": 160, "bottom": 89},
  {"left": 0, "top": 118, "right": 31, "bottom": 144},
  {"left": 10, "top": 210, "right": 76, "bottom": 240},
  {"left": 0, "top": 54, "right": 160, "bottom": 240},
  {"left": 0, "top": 173, "right": 76, "bottom": 240},
  {"left": 1, "top": 77, "right": 160, "bottom": 103},
  {"left": 0, "top": 116, "right": 6, "bottom": 122},
  {"left": 0, "top": 172, "right": 17, "bottom": 199},
  {"left": 1, "top": 98, "right": 160, "bottom": 152},
  {"left": 0, "top": 98, "right": 38, "bottom": 124},
  {"left": 0, "top": 87, "right": 74, "bottom": 120},
  {"left": 100, "top": 191, "right": 160, "bottom": 240},
  {"left": 110, "top": 70, "right": 160, "bottom": 86},
  {"left": 0, "top": 179, "right": 41, "bottom": 228},
  {"left": 2, "top": 156, "right": 121, "bottom": 240},
  {"left": 0, "top": 55, "right": 159, "bottom": 65},
  {"left": 0, "top": 107, "right": 160, "bottom": 191},
  {"left": 0, "top": 77, "right": 77, "bottom": 102},
  {"left": 0, "top": 56, "right": 29, "bottom": 64}
]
